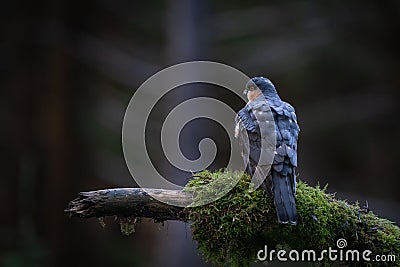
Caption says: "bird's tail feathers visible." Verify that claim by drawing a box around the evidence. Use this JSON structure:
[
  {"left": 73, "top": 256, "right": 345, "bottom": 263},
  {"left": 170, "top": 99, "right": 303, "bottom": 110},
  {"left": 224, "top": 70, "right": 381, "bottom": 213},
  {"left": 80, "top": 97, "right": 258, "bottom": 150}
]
[{"left": 272, "top": 172, "right": 297, "bottom": 225}]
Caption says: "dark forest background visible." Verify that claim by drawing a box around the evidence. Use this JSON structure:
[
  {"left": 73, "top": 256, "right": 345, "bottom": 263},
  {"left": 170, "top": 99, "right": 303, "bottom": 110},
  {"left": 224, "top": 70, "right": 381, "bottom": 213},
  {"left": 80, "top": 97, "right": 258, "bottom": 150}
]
[{"left": 1, "top": 0, "right": 400, "bottom": 266}]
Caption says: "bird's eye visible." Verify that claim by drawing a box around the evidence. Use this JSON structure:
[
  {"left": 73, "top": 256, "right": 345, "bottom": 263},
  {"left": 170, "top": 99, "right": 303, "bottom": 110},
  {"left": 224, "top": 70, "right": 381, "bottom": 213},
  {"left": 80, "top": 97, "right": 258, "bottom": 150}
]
[{"left": 249, "top": 86, "right": 255, "bottom": 91}]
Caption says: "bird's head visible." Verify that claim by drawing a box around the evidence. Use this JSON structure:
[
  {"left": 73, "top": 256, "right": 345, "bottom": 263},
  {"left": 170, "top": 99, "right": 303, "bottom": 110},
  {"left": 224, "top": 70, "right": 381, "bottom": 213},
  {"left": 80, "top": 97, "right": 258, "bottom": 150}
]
[{"left": 244, "top": 77, "right": 278, "bottom": 100}]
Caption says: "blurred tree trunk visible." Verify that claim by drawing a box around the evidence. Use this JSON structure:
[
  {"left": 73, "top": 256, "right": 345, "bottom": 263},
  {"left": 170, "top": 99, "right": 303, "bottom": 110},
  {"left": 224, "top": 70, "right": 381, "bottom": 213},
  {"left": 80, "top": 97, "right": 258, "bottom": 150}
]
[
  {"left": 37, "top": 21, "right": 74, "bottom": 267},
  {"left": 2, "top": 1, "right": 76, "bottom": 266},
  {"left": 151, "top": 1, "right": 214, "bottom": 267}
]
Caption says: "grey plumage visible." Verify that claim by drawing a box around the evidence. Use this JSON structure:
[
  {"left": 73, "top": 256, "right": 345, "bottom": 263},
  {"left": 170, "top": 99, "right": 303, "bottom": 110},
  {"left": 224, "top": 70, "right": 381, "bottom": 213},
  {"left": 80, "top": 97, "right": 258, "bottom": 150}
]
[{"left": 235, "top": 77, "right": 299, "bottom": 225}]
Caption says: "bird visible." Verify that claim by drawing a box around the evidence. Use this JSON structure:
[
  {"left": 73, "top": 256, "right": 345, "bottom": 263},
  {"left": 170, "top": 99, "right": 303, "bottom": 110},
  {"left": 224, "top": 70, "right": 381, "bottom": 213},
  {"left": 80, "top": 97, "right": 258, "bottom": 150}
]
[{"left": 235, "top": 77, "right": 299, "bottom": 225}]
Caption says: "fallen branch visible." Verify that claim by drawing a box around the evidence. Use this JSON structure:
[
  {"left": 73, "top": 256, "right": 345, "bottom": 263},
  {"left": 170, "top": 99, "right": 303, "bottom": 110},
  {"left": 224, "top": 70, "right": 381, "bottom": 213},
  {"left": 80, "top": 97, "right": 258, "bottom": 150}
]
[{"left": 65, "top": 188, "right": 190, "bottom": 221}]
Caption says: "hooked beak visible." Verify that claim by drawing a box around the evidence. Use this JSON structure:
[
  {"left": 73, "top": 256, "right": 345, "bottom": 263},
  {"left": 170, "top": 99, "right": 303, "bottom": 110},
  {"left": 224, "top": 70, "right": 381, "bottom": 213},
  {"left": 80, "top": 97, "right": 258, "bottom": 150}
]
[{"left": 243, "top": 88, "right": 249, "bottom": 96}]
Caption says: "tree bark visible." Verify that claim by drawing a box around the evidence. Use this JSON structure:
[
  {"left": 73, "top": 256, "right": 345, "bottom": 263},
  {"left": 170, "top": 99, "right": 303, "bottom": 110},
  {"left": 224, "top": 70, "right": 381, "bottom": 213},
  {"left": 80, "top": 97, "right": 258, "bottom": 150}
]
[{"left": 65, "top": 188, "right": 191, "bottom": 221}]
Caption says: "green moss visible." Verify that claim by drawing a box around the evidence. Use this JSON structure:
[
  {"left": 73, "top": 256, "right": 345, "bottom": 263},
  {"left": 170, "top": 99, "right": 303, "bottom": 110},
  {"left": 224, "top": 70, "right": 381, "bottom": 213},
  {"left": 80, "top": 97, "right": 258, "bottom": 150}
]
[
  {"left": 119, "top": 217, "right": 140, "bottom": 236},
  {"left": 98, "top": 217, "right": 106, "bottom": 228},
  {"left": 185, "top": 170, "right": 400, "bottom": 267}
]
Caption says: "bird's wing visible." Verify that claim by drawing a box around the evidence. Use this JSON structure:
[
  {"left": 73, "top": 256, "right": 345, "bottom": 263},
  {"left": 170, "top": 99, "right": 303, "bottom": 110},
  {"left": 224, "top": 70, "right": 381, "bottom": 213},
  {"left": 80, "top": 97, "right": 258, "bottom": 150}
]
[
  {"left": 236, "top": 105, "right": 257, "bottom": 133},
  {"left": 235, "top": 105, "right": 256, "bottom": 169},
  {"left": 235, "top": 98, "right": 275, "bottom": 189},
  {"left": 271, "top": 101, "right": 300, "bottom": 193}
]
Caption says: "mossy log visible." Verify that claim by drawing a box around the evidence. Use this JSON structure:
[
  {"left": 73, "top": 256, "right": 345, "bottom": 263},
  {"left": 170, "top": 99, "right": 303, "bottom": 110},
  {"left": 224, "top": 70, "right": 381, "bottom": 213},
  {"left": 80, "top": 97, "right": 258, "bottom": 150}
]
[{"left": 65, "top": 171, "right": 400, "bottom": 266}]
